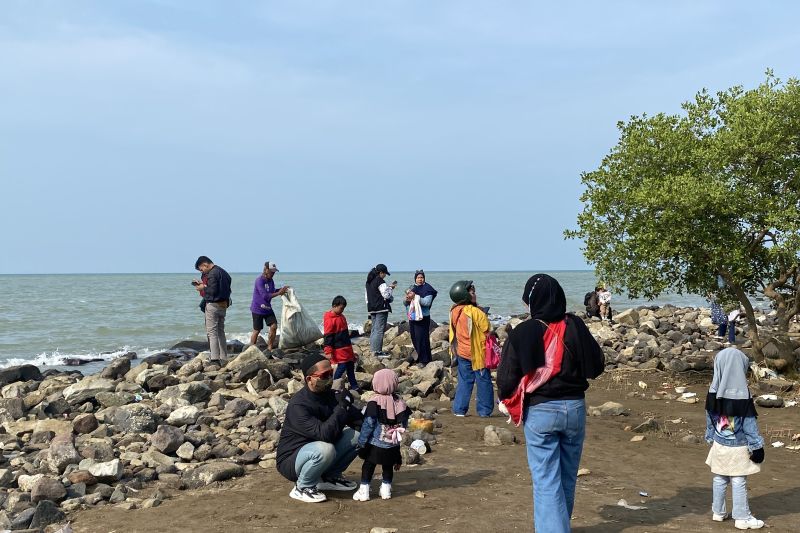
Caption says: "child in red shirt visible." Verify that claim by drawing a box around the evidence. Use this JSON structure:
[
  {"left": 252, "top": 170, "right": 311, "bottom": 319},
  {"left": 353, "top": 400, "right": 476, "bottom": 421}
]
[{"left": 323, "top": 296, "right": 360, "bottom": 391}]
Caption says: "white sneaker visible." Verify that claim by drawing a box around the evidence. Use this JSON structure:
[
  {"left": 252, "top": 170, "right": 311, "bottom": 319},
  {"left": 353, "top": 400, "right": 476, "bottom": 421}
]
[
  {"left": 713, "top": 512, "right": 728, "bottom": 522},
  {"left": 735, "top": 516, "right": 764, "bottom": 530},
  {"left": 290, "top": 485, "right": 327, "bottom": 503},
  {"left": 379, "top": 482, "right": 392, "bottom": 500},
  {"left": 352, "top": 484, "right": 370, "bottom": 501}
]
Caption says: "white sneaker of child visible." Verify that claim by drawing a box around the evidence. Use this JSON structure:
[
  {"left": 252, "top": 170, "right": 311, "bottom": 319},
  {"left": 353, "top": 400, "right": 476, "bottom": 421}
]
[
  {"left": 734, "top": 516, "right": 764, "bottom": 530},
  {"left": 352, "top": 484, "right": 370, "bottom": 502},
  {"left": 379, "top": 482, "right": 392, "bottom": 500}
]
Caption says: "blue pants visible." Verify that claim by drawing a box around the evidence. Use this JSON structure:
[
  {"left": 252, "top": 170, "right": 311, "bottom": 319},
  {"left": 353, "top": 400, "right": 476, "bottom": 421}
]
[
  {"left": 369, "top": 312, "right": 388, "bottom": 353},
  {"left": 712, "top": 474, "right": 752, "bottom": 520},
  {"left": 294, "top": 427, "right": 359, "bottom": 489},
  {"left": 452, "top": 356, "right": 494, "bottom": 417},
  {"left": 524, "top": 400, "right": 586, "bottom": 533},
  {"left": 334, "top": 361, "right": 359, "bottom": 389}
]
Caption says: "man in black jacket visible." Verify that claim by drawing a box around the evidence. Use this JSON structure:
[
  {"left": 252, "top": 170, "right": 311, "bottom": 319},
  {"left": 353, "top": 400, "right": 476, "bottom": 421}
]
[
  {"left": 193, "top": 256, "right": 232, "bottom": 363},
  {"left": 277, "top": 353, "right": 363, "bottom": 503}
]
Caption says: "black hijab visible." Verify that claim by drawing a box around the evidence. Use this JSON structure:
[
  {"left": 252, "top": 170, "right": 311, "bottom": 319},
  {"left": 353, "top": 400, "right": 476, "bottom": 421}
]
[
  {"left": 411, "top": 270, "right": 438, "bottom": 299},
  {"left": 522, "top": 274, "right": 566, "bottom": 323}
]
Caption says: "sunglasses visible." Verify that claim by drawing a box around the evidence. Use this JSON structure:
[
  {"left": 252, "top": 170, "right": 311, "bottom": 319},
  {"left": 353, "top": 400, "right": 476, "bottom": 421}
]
[{"left": 308, "top": 370, "right": 333, "bottom": 379}]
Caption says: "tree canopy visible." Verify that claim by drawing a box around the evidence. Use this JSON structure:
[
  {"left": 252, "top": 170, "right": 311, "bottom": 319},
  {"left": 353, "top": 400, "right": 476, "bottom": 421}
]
[{"left": 566, "top": 72, "right": 800, "bottom": 360}]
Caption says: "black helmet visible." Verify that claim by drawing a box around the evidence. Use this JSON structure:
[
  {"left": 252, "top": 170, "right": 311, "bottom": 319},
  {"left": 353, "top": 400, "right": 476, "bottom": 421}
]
[{"left": 449, "top": 280, "right": 473, "bottom": 304}]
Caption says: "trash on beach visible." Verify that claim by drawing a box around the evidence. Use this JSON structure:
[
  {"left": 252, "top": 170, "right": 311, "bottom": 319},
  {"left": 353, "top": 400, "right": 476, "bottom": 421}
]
[
  {"left": 784, "top": 401, "right": 797, "bottom": 407},
  {"left": 793, "top": 434, "right": 800, "bottom": 441},
  {"left": 639, "top": 491, "right": 649, "bottom": 497},
  {"left": 617, "top": 499, "right": 648, "bottom": 510},
  {"left": 759, "top": 394, "right": 779, "bottom": 401},
  {"left": 638, "top": 381, "right": 648, "bottom": 390},
  {"left": 630, "top": 435, "right": 646, "bottom": 442},
  {"left": 577, "top": 468, "right": 591, "bottom": 476},
  {"left": 786, "top": 445, "right": 800, "bottom": 451},
  {"left": 750, "top": 363, "right": 778, "bottom": 380},
  {"left": 772, "top": 441, "right": 785, "bottom": 448},
  {"left": 677, "top": 396, "right": 699, "bottom": 404},
  {"left": 680, "top": 392, "right": 696, "bottom": 399},
  {"left": 415, "top": 490, "right": 426, "bottom": 498},
  {"left": 410, "top": 439, "right": 428, "bottom": 455},
  {"left": 674, "top": 387, "right": 687, "bottom": 394},
  {"left": 668, "top": 418, "right": 684, "bottom": 424}
]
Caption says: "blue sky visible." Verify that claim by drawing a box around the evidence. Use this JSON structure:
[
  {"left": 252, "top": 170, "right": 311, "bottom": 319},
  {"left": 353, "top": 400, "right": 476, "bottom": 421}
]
[{"left": 1, "top": 1, "right": 799, "bottom": 274}]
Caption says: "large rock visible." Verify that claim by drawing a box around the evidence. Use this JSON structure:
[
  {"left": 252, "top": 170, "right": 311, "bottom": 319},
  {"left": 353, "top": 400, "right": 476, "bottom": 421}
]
[
  {"left": 166, "top": 405, "right": 200, "bottom": 426},
  {"left": 484, "top": 425, "right": 516, "bottom": 446},
  {"left": 176, "top": 441, "right": 195, "bottom": 461},
  {"left": 31, "top": 477, "right": 67, "bottom": 503},
  {"left": 267, "top": 396, "right": 288, "bottom": 418},
  {"left": 63, "top": 376, "right": 116, "bottom": 404},
  {"left": 224, "top": 398, "right": 254, "bottom": 417},
  {"left": 113, "top": 404, "right": 158, "bottom": 433},
  {"left": 615, "top": 308, "right": 640, "bottom": 326},
  {"left": 100, "top": 357, "right": 132, "bottom": 380},
  {"left": 72, "top": 413, "right": 99, "bottom": 434},
  {"left": 96, "top": 391, "right": 136, "bottom": 407},
  {"left": 184, "top": 462, "right": 245, "bottom": 488},
  {"left": 47, "top": 433, "right": 81, "bottom": 474},
  {"left": 225, "top": 346, "right": 270, "bottom": 381},
  {"left": 151, "top": 425, "right": 185, "bottom": 454},
  {"left": 156, "top": 382, "right": 212, "bottom": 407},
  {"left": 0, "top": 397, "right": 27, "bottom": 419},
  {"left": 0, "top": 364, "right": 42, "bottom": 386},
  {"left": 18, "top": 473, "right": 46, "bottom": 492},
  {"left": 29, "top": 500, "right": 66, "bottom": 529},
  {"left": 588, "top": 401, "right": 626, "bottom": 417},
  {"left": 87, "top": 459, "right": 124, "bottom": 481}
]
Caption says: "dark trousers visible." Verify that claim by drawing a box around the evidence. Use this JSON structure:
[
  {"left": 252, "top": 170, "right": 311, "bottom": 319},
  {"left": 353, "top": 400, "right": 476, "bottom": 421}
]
[
  {"left": 334, "top": 361, "right": 359, "bottom": 389},
  {"left": 361, "top": 457, "right": 395, "bottom": 484},
  {"left": 409, "top": 316, "right": 432, "bottom": 364}
]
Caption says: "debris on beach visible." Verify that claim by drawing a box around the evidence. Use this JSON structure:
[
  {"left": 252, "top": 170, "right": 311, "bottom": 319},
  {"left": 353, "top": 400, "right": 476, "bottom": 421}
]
[{"left": 617, "top": 499, "right": 647, "bottom": 510}]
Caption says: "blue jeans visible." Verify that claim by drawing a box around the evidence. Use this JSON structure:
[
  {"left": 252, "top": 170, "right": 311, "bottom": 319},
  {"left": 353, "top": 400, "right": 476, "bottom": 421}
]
[
  {"left": 452, "top": 356, "right": 494, "bottom": 416},
  {"left": 712, "top": 474, "right": 751, "bottom": 520},
  {"left": 716, "top": 319, "right": 728, "bottom": 338},
  {"left": 334, "top": 361, "right": 359, "bottom": 389},
  {"left": 727, "top": 322, "right": 736, "bottom": 343},
  {"left": 369, "top": 312, "right": 388, "bottom": 353},
  {"left": 524, "top": 400, "right": 586, "bottom": 533},
  {"left": 294, "top": 427, "right": 359, "bottom": 489}
]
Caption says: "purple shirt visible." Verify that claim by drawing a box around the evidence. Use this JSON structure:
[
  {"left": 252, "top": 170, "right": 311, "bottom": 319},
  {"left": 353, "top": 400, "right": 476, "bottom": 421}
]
[{"left": 250, "top": 276, "right": 279, "bottom": 315}]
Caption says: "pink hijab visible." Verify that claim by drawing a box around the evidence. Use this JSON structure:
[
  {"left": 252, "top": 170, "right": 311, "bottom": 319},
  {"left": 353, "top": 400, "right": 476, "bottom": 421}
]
[{"left": 371, "top": 368, "right": 407, "bottom": 421}]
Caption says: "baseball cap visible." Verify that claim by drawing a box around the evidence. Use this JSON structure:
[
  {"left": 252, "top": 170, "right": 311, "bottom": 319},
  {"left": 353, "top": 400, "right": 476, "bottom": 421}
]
[
  {"left": 266, "top": 261, "right": 279, "bottom": 272},
  {"left": 376, "top": 263, "right": 390, "bottom": 275}
]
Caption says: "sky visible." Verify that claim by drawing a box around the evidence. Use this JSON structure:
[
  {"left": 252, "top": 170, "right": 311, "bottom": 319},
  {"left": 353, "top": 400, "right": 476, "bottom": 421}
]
[{"left": 1, "top": 1, "right": 799, "bottom": 274}]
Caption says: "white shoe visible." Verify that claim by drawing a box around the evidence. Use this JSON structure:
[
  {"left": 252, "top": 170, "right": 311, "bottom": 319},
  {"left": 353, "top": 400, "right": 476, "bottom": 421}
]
[
  {"left": 713, "top": 512, "right": 728, "bottom": 522},
  {"left": 352, "top": 484, "right": 370, "bottom": 501},
  {"left": 290, "top": 485, "right": 327, "bottom": 503},
  {"left": 735, "top": 516, "right": 764, "bottom": 530},
  {"left": 379, "top": 482, "right": 392, "bottom": 500}
]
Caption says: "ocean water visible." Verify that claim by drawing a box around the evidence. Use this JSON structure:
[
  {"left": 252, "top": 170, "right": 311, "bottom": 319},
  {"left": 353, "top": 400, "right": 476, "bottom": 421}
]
[{"left": 0, "top": 271, "right": 709, "bottom": 373}]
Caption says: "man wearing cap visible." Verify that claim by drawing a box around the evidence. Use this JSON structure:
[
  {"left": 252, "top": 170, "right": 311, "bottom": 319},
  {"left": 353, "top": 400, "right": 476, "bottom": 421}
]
[
  {"left": 192, "top": 256, "right": 232, "bottom": 363},
  {"left": 276, "top": 353, "right": 363, "bottom": 503},
  {"left": 250, "top": 261, "right": 288, "bottom": 350}
]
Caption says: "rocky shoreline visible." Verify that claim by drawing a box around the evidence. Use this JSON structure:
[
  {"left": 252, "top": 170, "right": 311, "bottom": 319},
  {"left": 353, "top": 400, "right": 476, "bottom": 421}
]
[{"left": 0, "top": 305, "right": 798, "bottom": 532}]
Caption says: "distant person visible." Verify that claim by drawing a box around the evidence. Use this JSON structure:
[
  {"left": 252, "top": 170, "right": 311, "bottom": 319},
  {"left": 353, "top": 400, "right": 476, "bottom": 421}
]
[
  {"left": 192, "top": 256, "right": 232, "bottom": 363},
  {"left": 353, "top": 368, "right": 409, "bottom": 502},
  {"left": 726, "top": 306, "right": 744, "bottom": 345},
  {"left": 598, "top": 287, "right": 612, "bottom": 321},
  {"left": 365, "top": 264, "right": 396, "bottom": 358},
  {"left": 448, "top": 280, "right": 493, "bottom": 417},
  {"left": 584, "top": 286, "right": 601, "bottom": 318},
  {"left": 404, "top": 270, "right": 438, "bottom": 367},
  {"left": 709, "top": 294, "right": 728, "bottom": 340},
  {"left": 250, "top": 261, "right": 288, "bottom": 350},
  {"left": 497, "top": 274, "right": 605, "bottom": 533},
  {"left": 276, "top": 353, "right": 363, "bottom": 503},
  {"left": 704, "top": 347, "right": 764, "bottom": 530},
  {"left": 323, "top": 296, "right": 360, "bottom": 392}
]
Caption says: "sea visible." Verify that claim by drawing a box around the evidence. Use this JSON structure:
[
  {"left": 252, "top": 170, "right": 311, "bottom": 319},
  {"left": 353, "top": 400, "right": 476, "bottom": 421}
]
[{"left": 0, "top": 271, "right": 710, "bottom": 374}]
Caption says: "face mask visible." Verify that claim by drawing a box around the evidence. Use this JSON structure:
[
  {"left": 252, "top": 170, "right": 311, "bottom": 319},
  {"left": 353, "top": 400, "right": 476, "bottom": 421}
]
[{"left": 315, "top": 378, "right": 333, "bottom": 392}]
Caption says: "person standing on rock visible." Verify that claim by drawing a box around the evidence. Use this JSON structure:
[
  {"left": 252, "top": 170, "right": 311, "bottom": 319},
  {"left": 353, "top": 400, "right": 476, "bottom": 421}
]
[
  {"left": 365, "top": 264, "right": 396, "bottom": 358},
  {"left": 192, "top": 256, "right": 232, "bottom": 363},
  {"left": 496, "top": 274, "right": 605, "bottom": 533},
  {"left": 276, "top": 353, "right": 363, "bottom": 503},
  {"left": 250, "top": 261, "right": 288, "bottom": 350},
  {"left": 704, "top": 347, "right": 765, "bottom": 529},
  {"left": 448, "top": 280, "right": 493, "bottom": 417},
  {"left": 404, "top": 270, "right": 438, "bottom": 367}
]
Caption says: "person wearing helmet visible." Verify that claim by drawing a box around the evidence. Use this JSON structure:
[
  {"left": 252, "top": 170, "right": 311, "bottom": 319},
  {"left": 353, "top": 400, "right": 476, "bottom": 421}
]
[{"left": 448, "top": 280, "right": 493, "bottom": 417}]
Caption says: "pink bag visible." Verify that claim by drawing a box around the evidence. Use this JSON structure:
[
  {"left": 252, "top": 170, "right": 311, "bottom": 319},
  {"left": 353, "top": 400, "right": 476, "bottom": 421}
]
[{"left": 484, "top": 333, "right": 501, "bottom": 370}]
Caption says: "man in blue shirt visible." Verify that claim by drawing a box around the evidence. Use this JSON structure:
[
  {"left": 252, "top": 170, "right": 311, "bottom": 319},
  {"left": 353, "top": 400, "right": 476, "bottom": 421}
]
[{"left": 250, "top": 261, "right": 288, "bottom": 350}]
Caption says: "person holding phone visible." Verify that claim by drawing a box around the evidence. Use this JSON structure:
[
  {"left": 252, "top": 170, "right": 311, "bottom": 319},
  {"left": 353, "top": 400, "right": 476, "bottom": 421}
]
[
  {"left": 192, "top": 256, "right": 232, "bottom": 363},
  {"left": 365, "top": 264, "right": 396, "bottom": 358}
]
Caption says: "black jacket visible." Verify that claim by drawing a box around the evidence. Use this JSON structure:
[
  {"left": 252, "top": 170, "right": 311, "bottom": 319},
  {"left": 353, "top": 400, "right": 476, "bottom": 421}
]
[
  {"left": 203, "top": 265, "right": 232, "bottom": 303},
  {"left": 366, "top": 276, "right": 392, "bottom": 313},
  {"left": 276, "top": 386, "right": 363, "bottom": 482},
  {"left": 497, "top": 314, "right": 605, "bottom": 406}
]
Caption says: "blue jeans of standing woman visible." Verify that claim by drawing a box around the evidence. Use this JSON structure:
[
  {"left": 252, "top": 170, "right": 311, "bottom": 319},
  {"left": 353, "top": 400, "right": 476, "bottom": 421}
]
[
  {"left": 452, "top": 356, "right": 494, "bottom": 416},
  {"left": 524, "top": 399, "right": 586, "bottom": 533},
  {"left": 369, "top": 312, "right": 388, "bottom": 353}
]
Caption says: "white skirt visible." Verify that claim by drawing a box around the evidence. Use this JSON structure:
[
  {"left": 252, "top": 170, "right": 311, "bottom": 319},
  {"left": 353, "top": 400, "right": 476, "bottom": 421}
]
[{"left": 705, "top": 441, "right": 761, "bottom": 476}]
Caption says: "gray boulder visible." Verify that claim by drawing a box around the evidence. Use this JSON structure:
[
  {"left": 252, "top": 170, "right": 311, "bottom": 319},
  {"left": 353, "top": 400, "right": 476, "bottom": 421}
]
[
  {"left": 225, "top": 346, "right": 270, "bottom": 381},
  {"left": 63, "top": 376, "right": 116, "bottom": 404},
  {"left": 151, "top": 424, "right": 185, "bottom": 454},
  {"left": 156, "top": 382, "right": 212, "bottom": 407},
  {"left": 72, "top": 413, "right": 99, "bottom": 434},
  {"left": 31, "top": 477, "right": 67, "bottom": 503},
  {"left": 166, "top": 405, "right": 200, "bottom": 426},
  {"left": 615, "top": 308, "right": 640, "bottom": 326},
  {"left": 113, "top": 404, "right": 158, "bottom": 433},
  {"left": 47, "top": 433, "right": 81, "bottom": 474},
  {"left": 100, "top": 357, "right": 132, "bottom": 380},
  {"left": 184, "top": 462, "right": 245, "bottom": 488},
  {"left": 29, "top": 499, "right": 66, "bottom": 529}
]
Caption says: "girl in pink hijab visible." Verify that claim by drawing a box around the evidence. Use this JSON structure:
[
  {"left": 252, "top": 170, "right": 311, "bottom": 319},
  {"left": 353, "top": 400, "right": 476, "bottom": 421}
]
[{"left": 353, "top": 368, "right": 409, "bottom": 502}]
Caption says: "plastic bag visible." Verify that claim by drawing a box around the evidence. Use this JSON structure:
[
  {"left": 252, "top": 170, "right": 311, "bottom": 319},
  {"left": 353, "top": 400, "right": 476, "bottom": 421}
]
[
  {"left": 407, "top": 294, "right": 423, "bottom": 321},
  {"left": 484, "top": 333, "right": 501, "bottom": 370},
  {"left": 278, "top": 288, "right": 323, "bottom": 349}
]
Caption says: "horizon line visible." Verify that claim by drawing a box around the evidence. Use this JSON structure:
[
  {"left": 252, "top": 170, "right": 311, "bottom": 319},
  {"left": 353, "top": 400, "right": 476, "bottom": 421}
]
[{"left": 0, "top": 268, "right": 596, "bottom": 276}]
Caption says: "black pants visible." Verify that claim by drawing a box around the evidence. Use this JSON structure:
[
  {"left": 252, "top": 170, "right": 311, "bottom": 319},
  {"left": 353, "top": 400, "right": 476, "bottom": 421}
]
[
  {"left": 361, "top": 459, "right": 395, "bottom": 484},
  {"left": 409, "top": 315, "right": 432, "bottom": 364}
]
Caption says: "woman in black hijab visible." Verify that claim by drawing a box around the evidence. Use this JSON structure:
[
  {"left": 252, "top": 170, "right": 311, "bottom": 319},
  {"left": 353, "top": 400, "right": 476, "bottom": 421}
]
[{"left": 497, "top": 274, "right": 605, "bottom": 533}]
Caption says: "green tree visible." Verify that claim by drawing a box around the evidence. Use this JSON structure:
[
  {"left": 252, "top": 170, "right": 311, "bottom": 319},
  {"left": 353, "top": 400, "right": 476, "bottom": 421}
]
[{"left": 566, "top": 72, "right": 800, "bottom": 364}]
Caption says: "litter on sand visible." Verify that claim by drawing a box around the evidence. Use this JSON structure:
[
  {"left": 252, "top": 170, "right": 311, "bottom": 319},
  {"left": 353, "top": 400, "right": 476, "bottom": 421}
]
[
  {"left": 617, "top": 499, "right": 648, "bottom": 510},
  {"left": 772, "top": 441, "right": 785, "bottom": 448}
]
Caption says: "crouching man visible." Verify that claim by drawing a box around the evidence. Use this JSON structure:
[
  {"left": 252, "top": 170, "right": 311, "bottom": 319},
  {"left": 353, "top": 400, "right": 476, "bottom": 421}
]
[{"left": 276, "top": 353, "right": 363, "bottom": 503}]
